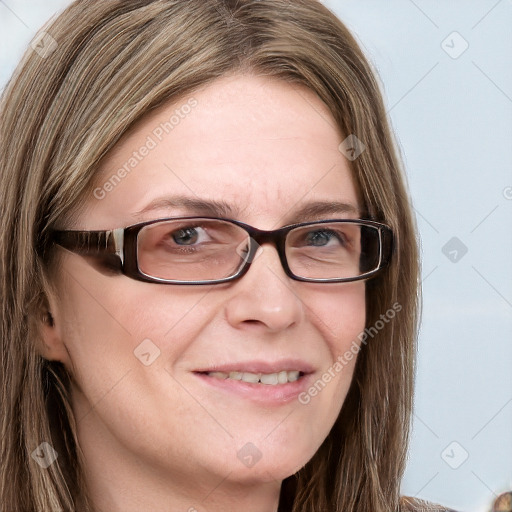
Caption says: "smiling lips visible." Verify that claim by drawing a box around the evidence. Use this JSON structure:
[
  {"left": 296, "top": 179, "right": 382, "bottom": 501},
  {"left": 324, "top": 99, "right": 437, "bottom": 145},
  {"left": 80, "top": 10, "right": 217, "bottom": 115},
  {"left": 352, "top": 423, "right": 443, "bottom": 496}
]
[
  {"left": 206, "top": 370, "right": 302, "bottom": 385},
  {"left": 195, "top": 360, "right": 313, "bottom": 387},
  {"left": 194, "top": 361, "right": 314, "bottom": 403}
]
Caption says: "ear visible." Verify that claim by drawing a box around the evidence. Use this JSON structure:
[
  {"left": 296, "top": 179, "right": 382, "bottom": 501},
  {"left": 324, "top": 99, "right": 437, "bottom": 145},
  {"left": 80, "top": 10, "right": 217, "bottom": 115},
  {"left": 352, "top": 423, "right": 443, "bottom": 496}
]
[{"left": 35, "top": 288, "right": 71, "bottom": 365}]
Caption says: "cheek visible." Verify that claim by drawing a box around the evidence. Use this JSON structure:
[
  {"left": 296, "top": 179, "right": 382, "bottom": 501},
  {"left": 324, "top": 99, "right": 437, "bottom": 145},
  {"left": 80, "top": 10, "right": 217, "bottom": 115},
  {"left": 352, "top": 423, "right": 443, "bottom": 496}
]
[
  {"left": 54, "top": 270, "right": 215, "bottom": 455},
  {"left": 308, "top": 282, "right": 366, "bottom": 359},
  {"left": 270, "top": 282, "right": 365, "bottom": 454},
  {"left": 54, "top": 258, "right": 207, "bottom": 401}
]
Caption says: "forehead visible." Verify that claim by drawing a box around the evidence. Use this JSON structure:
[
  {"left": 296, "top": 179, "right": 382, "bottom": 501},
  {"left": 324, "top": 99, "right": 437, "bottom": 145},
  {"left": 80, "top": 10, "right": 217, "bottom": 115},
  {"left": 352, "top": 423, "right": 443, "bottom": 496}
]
[{"left": 83, "top": 74, "right": 359, "bottom": 229}]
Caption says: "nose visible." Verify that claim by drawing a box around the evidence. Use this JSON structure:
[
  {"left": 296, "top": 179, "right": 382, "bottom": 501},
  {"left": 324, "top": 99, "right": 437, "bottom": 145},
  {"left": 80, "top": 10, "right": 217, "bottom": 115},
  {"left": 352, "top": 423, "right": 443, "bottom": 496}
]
[{"left": 224, "top": 243, "right": 304, "bottom": 332}]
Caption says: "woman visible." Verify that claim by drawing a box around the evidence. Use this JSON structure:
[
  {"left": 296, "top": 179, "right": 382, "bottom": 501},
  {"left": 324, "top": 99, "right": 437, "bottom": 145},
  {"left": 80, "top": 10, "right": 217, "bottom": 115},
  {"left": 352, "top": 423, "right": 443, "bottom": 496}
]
[{"left": 0, "top": 0, "right": 437, "bottom": 510}]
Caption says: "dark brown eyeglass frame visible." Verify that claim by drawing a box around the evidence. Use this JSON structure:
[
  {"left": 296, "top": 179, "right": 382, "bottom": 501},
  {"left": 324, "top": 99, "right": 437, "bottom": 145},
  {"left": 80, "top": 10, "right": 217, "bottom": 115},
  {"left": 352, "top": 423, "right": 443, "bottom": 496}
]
[{"left": 50, "top": 216, "right": 393, "bottom": 285}]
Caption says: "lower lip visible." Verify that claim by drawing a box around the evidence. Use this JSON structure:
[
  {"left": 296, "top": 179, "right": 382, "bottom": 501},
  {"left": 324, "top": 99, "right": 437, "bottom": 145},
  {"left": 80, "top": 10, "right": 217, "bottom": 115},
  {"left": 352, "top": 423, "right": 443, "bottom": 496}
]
[{"left": 194, "top": 372, "right": 313, "bottom": 404}]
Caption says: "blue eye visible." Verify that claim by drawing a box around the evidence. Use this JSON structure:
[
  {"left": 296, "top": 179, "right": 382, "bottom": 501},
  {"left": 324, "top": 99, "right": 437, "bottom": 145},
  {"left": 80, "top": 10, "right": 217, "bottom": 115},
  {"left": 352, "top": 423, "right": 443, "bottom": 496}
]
[
  {"left": 304, "top": 229, "right": 343, "bottom": 247},
  {"left": 172, "top": 227, "right": 200, "bottom": 245}
]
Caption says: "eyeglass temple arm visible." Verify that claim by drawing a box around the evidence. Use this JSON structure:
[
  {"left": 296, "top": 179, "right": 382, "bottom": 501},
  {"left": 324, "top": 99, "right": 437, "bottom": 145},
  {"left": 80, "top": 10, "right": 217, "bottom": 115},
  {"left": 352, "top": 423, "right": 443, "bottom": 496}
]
[
  {"left": 52, "top": 228, "right": 125, "bottom": 265},
  {"left": 380, "top": 226, "right": 394, "bottom": 267}
]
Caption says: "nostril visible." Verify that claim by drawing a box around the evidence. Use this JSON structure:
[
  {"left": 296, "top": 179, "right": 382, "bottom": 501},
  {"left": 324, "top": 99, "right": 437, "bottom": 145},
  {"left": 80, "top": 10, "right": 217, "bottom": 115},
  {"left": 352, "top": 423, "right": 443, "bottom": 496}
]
[{"left": 244, "top": 319, "right": 261, "bottom": 325}]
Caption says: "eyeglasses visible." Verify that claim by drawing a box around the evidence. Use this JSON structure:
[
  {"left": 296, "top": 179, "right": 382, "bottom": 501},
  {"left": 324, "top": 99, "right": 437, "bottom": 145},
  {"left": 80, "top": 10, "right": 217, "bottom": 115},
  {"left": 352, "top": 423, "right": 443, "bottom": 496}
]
[{"left": 51, "top": 216, "right": 393, "bottom": 285}]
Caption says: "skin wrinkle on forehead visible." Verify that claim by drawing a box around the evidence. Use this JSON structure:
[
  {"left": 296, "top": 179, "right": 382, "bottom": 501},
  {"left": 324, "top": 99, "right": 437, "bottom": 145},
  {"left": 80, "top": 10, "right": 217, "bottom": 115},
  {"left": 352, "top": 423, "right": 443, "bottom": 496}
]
[{"left": 131, "top": 196, "right": 361, "bottom": 225}]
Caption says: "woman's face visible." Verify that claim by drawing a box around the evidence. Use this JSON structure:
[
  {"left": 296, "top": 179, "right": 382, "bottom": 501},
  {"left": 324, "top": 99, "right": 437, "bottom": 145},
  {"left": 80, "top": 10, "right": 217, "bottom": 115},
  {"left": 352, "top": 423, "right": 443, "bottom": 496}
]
[{"left": 44, "top": 74, "right": 366, "bottom": 499}]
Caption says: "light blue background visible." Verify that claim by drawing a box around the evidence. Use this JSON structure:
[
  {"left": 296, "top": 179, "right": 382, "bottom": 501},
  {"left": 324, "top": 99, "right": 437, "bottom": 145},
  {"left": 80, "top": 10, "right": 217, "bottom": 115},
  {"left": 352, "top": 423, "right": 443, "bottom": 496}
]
[{"left": 1, "top": 2, "right": 511, "bottom": 511}]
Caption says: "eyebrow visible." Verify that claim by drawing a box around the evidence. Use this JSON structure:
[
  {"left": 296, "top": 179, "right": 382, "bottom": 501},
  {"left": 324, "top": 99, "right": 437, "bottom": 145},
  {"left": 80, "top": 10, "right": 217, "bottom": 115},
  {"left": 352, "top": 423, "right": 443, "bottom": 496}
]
[{"left": 132, "top": 195, "right": 360, "bottom": 223}]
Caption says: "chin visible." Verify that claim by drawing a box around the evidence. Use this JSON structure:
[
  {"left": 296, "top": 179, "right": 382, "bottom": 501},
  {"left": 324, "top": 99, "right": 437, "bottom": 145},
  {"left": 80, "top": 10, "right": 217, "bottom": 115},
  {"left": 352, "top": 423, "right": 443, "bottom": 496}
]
[{"left": 208, "top": 435, "right": 320, "bottom": 485}]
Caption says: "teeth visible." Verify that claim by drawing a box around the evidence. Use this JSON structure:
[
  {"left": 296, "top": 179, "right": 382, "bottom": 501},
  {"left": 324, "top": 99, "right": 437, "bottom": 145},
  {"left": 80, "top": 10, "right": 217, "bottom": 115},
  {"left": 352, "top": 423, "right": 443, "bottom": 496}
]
[
  {"left": 287, "top": 370, "right": 300, "bottom": 382},
  {"left": 260, "top": 373, "right": 279, "bottom": 385},
  {"left": 241, "top": 372, "right": 260, "bottom": 383},
  {"left": 277, "top": 370, "right": 288, "bottom": 384},
  {"left": 206, "top": 370, "right": 302, "bottom": 385},
  {"left": 209, "top": 371, "right": 228, "bottom": 379}
]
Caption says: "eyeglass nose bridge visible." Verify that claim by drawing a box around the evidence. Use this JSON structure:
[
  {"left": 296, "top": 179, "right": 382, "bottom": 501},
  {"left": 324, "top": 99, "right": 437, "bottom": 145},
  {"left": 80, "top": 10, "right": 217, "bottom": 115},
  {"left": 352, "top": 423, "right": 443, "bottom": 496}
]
[{"left": 233, "top": 226, "right": 293, "bottom": 278}]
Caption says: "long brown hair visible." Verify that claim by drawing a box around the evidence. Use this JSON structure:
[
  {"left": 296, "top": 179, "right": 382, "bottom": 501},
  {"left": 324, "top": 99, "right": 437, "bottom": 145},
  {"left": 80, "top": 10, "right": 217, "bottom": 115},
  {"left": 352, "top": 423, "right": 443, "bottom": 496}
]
[{"left": 0, "top": 1, "right": 420, "bottom": 510}]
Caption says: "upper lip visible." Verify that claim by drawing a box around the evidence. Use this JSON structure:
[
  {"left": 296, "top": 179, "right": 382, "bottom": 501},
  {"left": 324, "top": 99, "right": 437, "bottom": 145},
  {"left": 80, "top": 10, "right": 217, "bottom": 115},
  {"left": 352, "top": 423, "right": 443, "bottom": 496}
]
[{"left": 193, "top": 359, "right": 315, "bottom": 375}]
